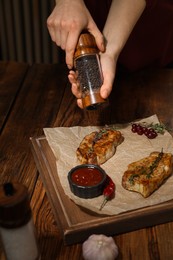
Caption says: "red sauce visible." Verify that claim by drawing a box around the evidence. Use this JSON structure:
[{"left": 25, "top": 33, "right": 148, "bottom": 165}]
[{"left": 71, "top": 167, "right": 103, "bottom": 187}]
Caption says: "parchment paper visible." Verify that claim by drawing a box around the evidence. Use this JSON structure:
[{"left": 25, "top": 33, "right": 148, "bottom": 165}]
[{"left": 43, "top": 115, "right": 173, "bottom": 215}]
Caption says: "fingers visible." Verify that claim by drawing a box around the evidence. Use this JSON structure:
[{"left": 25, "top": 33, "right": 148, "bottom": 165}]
[
  {"left": 68, "top": 71, "right": 81, "bottom": 98},
  {"left": 87, "top": 20, "right": 105, "bottom": 52},
  {"left": 47, "top": 15, "right": 57, "bottom": 43},
  {"left": 77, "top": 99, "right": 84, "bottom": 109},
  {"left": 47, "top": 1, "right": 108, "bottom": 109},
  {"left": 58, "top": 30, "right": 68, "bottom": 50},
  {"left": 68, "top": 49, "right": 116, "bottom": 108},
  {"left": 68, "top": 70, "right": 78, "bottom": 86},
  {"left": 90, "top": 29, "right": 105, "bottom": 53},
  {"left": 47, "top": 3, "right": 105, "bottom": 68},
  {"left": 65, "top": 25, "right": 105, "bottom": 68},
  {"left": 65, "top": 29, "right": 81, "bottom": 68},
  {"left": 68, "top": 71, "right": 84, "bottom": 109}
]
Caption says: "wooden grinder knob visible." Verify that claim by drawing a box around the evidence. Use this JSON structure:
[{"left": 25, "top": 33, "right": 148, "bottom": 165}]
[{"left": 74, "top": 33, "right": 99, "bottom": 60}]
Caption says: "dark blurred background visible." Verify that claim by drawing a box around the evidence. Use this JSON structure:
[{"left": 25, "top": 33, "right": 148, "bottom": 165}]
[{"left": 0, "top": 0, "right": 64, "bottom": 64}]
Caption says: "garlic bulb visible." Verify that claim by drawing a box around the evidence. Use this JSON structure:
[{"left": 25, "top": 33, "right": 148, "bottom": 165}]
[{"left": 82, "top": 234, "right": 118, "bottom": 260}]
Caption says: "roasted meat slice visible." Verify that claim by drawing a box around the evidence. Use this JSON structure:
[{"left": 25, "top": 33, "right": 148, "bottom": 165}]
[
  {"left": 122, "top": 151, "right": 173, "bottom": 197},
  {"left": 76, "top": 128, "right": 124, "bottom": 165}
]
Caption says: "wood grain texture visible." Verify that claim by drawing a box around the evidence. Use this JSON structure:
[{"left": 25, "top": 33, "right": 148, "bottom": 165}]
[
  {"left": 0, "top": 62, "right": 70, "bottom": 259},
  {"left": 1, "top": 62, "right": 173, "bottom": 259},
  {"left": 30, "top": 136, "right": 173, "bottom": 245},
  {"left": 0, "top": 61, "right": 29, "bottom": 132}
]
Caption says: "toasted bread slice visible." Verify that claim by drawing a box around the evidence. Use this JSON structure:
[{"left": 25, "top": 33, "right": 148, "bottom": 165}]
[
  {"left": 122, "top": 151, "right": 173, "bottom": 197},
  {"left": 76, "top": 128, "right": 124, "bottom": 165}
]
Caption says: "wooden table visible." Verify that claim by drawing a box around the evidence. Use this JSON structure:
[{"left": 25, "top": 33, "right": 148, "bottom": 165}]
[{"left": 1, "top": 61, "right": 173, "bottom": 259}]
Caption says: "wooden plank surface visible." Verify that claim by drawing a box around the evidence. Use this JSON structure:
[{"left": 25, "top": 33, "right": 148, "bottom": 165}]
[
  {"left": 50, "top": 68, "right": 173, "bottom": 258},
  {"left": 30, "top": 136, "right": 173, "bottom": 245},
  {"left": 0, "top": 61, "right": 29, "bottom": 132},
  {"left": 0, "top": 62, "right": 75, "bottom": 259},
  {"left": 1, "top": 62, "right": 173, "bottom": 259}
]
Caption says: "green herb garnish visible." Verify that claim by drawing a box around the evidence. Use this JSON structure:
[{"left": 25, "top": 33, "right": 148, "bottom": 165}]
[
  {"left": 140, "top": 122, "right": 169, "bottom": 134},
  {"left": 129, "top": 174, "right": 140, "bottom": 184},
  {"left": 129, "top": 149, "right": 164, "bottom": 184},
  {"left": 146, "top": 149, "right": 164, "bottom": 178}
]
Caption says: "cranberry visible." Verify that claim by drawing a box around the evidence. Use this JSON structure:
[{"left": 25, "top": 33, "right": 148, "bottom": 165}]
[{"left": 131, "top": 123, "right": 158, "bottom": 139}]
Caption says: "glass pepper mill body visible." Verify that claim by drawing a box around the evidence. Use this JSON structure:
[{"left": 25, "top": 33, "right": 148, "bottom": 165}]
[{"left": 74, "top": 32, "right": 106, "bottom": 110}]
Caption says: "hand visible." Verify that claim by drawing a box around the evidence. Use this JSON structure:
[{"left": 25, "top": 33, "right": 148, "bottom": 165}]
[
  {"left": 47, "top": 0, "right": 104, "bottom": 69},
  {"left": 68, "top": 52, "right": 117, "bottom": 109},
  {"left": 99, "top": 52, "right": 117, "bottom": 100},
  {"left": 68, "top": 70, "right": 83, "bottom": 108}
]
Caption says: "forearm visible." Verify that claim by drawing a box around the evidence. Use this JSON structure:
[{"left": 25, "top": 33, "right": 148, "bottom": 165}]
[{"left": 103, "top": 0, "right": 146, "bottom": 59}]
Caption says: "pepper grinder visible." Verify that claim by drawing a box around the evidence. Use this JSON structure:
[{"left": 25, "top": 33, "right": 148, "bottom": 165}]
[
  {"left": 74, "top": 32, "right": 106, "bottom": 110},
  {"left": 0, "top": 182, "right": 40, "bottom": 260}
]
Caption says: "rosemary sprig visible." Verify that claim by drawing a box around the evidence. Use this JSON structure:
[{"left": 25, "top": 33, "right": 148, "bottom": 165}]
[
  {"left": 140, "top": 122, "right": 169, "bottom": 134},
  {"left": 146, "top": 148, "right": 164, "bottom": 178},
  {"left": 93, "top": 128, "right": 108, "bottom": 143},
  {"left": 129, "top": 149, "right": 164, "bottom": 184},
  {"left": 87, "top": 128, "right": 109, "bottom": 155},
  {"left": 87, "top": 127, "right": 116, "bottom": 155},
  {"left": 129, "top": 174, "right": 139, "bottom": 184}
]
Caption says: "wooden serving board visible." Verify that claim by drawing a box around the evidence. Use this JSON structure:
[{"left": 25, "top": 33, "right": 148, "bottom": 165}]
[{"left": 30, "top": 136, "right": 173, "bottom": 245}]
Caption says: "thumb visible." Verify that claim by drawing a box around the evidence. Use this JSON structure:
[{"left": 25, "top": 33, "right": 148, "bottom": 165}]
[
  {"left": 100, "top": 69, "right": 115, "bottom": 99},
  {"left": 100, "top": 83, "right": 112, "bottom": 99}
]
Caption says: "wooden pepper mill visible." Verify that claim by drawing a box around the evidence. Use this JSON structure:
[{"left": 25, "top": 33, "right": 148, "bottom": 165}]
[
  {"left": 0, "top": 182, "right": 40, "bottom": 260},
  {"left": 74, "top": 32, "right": 106, "bottom": 110}
]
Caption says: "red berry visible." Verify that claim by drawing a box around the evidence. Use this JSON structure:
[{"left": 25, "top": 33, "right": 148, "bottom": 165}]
[
  {"left": 146, "top": 128, "right": 158, "bottom": 139},
  {"left": 143, "top": 127, "right": 149, "bottom": 136},
  {"left": 137, "top": 129, "right": 144, "bottom": 135},
  {"left": 131, "top": 123, "right": 137, "bottom": 133},
  {"left": 148, "top": 128, "right": 156, "bottom": 133},
  {"left": 136, "top": 125, "right": 144, "bottom": 135},
  {"left": 131, "top": 123, "right": 158, "bottom": 139},
  {"left": 132, "top": 127, "right": 137, "bottom": 133}
]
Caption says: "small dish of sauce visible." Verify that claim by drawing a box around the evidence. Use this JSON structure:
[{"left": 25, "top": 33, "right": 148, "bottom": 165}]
[
  {"left": 68, "top": 164, "right": 107, "bottom": 199},
  {"left": 71, "top": 167, "right": 103, "bottom": 186}
]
